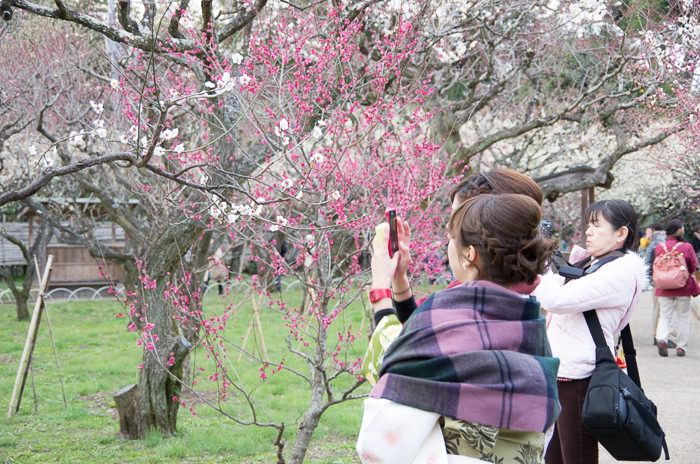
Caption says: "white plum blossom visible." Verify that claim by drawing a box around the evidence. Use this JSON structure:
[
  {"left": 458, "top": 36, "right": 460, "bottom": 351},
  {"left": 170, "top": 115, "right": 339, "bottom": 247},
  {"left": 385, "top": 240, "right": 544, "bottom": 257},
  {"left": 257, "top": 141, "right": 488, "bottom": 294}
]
[
  {"left": 153, "top": 146, "right": 165, "bottom": 157},
  {"left": 161, "top": 128, "right": 178, "bottom": 140},
  {"left": 204, "top": 81, "right": 216, "bottom": 89},
  {"left": 279, "top": 118, "right": 289, "bottom": 131},
  {"left": 210, "top": 205, "right": 222, "bottom": 219},
  {"left": 311, "top": 125, "right": 323, "bottom": 139},
  {"left": 254, "top": 197, "right": 265, "bottom": 216},
  {"left": 109, "top": 79, "right": 119, "bottom": 89},
  {"left": 68, "top": 131, "right": 86, "bottom": 150},
  {"left": 227, "top": 212, "right": 239, "bottom": 224},
  {"left": 140, "top": 136, "right": 149, "bottom": 148},
  {"left": 28, "top": 145, "right": 38, "bottom": 156},
  {"left": 269, "top": 224, "right": 280, "bottom": 232},
  {"left": 330, "top": 190, "right": 341, "bottom": 200},
  {"left": 217, "top": 72, "right": 236, "bottom": 92},
  {"left": 234, "top": 203, "right": 254, "bottom": 216},
  {"left": 173, "top": 143, "right": 185, "bottom": 153},
  {"left": 230, "top": 52, "right": 244, "bottom": 65},
  {"left": 129, "top": 125, "right": 139, "bottom": 140},
  {"left": 93, "top": 119, "right": 107, "bottom": 138},
  {"left": 238, "top": 74, "right": 252, "bottom": 85},
  {"left": 281, "top": 136, "right": 290, "bottom": 146},
  {"left": 276, "top": 215, "right": 288, "bottom": 226},
  {"left": 89, "top": 100, "right": 104, "bottom": 114},
  {"left": 281, "top": 178, "right": 294, "bottom": 189},
  {"left": 310, "top": 153, "right": 326, "bottom": 163}
]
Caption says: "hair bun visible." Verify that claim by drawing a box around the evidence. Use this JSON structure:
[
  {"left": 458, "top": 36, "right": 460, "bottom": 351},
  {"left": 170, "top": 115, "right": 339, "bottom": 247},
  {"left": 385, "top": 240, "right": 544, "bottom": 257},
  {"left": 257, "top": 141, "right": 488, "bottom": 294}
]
[{"left": 449, "top": 194, "right": 555, "bottom": 285}]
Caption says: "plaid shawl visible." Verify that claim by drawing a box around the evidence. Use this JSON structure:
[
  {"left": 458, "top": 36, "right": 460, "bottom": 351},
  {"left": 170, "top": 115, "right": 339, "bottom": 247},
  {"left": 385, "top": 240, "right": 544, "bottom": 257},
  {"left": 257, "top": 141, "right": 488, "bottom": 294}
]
[{"left": 370, "top": 281, "right": 560, "bottom": 433}]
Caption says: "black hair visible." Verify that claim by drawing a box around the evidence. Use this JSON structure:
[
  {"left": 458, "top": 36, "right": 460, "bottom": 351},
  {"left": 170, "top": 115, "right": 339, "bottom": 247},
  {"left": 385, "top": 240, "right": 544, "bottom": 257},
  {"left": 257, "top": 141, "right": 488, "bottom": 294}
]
[
  {"left": 665, "top": 219, "right": 684, "bottom": 238},
  {"left": 585, "top": 199, "right": 639, "bottom": 252},
  {"left": 652, "top": 222, "right": 663, "bottom": 231}
]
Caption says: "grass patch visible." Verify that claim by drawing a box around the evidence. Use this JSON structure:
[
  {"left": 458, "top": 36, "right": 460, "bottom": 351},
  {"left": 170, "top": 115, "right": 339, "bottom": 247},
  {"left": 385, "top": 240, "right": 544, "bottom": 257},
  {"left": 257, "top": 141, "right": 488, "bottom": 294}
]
[{"left": 0, "top": 283, "right": 374, "bottom": 463}]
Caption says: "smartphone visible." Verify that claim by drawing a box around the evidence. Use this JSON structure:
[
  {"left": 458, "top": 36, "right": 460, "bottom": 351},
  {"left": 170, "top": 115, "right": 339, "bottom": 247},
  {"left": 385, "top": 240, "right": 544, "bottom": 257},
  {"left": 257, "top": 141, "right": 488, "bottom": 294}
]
[{"left": 386, "top": 209, "right": 399, "bottom": 258}]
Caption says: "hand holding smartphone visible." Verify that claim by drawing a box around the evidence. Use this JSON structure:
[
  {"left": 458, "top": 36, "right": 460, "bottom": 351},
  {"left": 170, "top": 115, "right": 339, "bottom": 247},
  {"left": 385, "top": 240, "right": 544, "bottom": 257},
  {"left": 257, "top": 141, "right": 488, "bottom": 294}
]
[{"left": 386, "top": 209, "right": 399, "bottom": 258}]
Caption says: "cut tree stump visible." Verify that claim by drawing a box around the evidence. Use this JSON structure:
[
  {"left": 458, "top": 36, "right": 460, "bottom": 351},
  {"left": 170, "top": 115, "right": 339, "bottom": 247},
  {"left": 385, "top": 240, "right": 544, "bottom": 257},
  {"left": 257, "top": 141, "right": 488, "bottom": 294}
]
[{"left": 113, "top": 383, "right": 146, "bottom": 439}]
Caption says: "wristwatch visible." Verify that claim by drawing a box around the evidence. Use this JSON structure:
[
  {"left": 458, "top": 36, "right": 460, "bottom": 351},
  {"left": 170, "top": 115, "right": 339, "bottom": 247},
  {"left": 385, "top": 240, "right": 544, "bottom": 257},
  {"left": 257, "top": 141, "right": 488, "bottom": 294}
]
[{"left": 368, "top": 288, "right": 392, "bottom": 303}]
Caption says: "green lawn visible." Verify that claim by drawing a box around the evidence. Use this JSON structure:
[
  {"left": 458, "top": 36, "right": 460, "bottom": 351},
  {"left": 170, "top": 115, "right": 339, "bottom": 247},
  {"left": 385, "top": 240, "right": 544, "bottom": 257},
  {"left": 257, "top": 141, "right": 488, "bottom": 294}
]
[{"left": 0, "top": 285, "right": 374, "bottom": 463}]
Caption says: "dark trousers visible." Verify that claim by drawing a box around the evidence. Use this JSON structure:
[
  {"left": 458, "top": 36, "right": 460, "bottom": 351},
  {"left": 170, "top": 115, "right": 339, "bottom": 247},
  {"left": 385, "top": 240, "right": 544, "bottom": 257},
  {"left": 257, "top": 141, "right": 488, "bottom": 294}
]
[{"left": 545, "top": 378, "right": 598, "bottom": 464}]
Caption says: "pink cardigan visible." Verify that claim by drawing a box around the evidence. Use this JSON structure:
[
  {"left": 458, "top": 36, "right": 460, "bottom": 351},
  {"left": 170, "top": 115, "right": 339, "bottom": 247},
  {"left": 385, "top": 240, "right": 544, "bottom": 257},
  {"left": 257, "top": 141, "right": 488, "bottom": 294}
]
[{"left": 533, "top": 251, "right": 646, "bottom": 379}]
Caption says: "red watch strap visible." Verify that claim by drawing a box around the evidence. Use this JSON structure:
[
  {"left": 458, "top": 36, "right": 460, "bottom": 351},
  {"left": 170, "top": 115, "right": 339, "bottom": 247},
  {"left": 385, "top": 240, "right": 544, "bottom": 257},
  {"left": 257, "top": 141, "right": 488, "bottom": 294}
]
[{"left": 369, "top": 288, "right": 392, "bottom": 303}]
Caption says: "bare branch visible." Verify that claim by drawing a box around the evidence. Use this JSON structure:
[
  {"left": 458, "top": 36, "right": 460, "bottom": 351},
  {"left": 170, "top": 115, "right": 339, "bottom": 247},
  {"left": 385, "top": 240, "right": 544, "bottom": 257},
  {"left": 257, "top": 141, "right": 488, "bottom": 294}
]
[
  {"left": 136, "top": 104, "right": 170, "bottom": 167},
  {"left": 0, "top": 153, "right": 138, "bottom": 208}
]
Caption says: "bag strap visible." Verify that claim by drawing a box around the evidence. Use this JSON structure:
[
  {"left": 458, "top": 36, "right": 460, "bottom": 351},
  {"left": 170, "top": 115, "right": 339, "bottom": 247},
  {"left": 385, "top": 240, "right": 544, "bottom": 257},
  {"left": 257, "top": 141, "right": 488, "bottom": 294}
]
[
  {"left": 619, "top": 325, "right": 641, "bottom": 387},
  {"left": 584, "top": 252, "right": 624, "bottom": 275},
  {"left": 583, "top": 311, "right": 642, "bottom": 389}
]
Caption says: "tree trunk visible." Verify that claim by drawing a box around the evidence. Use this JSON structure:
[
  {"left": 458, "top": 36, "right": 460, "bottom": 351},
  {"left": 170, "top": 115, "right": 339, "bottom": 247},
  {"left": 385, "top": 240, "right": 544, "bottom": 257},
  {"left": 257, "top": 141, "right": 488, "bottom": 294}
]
[
  {"left": 15, "top": 295, "right": 29, "bottom": 321},
  {"left": 114, "top": 383, "right": 147, "bottom": 439},
  {"left": 114, "top": 221, "right": 200, "bottom": 439},
  {"left": 289, "top": 314, "right": 328, "bottom": 464}
]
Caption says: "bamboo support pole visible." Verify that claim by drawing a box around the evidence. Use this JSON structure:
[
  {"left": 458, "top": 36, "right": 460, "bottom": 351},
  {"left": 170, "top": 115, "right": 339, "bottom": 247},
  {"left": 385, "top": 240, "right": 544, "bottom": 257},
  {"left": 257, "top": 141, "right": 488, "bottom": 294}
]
[{"left": 7, "top": 255, "right": 53, "bottom": 418}]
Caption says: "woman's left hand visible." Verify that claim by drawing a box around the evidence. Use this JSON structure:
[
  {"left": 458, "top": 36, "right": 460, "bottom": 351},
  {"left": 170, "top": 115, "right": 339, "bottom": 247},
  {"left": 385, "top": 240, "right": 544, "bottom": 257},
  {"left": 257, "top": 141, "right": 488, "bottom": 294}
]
[{"left": 371, "top": 223, "right": 400, "bottom": 289}]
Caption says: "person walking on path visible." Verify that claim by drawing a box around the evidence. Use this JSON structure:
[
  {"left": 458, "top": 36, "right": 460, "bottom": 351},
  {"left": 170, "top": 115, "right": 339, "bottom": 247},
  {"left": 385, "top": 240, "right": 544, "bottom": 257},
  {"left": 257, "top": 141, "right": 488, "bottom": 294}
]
[
  {"left": 655, "top": 219, "right": 700, "bottom": 357},
  {"left": 645, "top": 222, "right": 666, "bottom": 343},
  {"left": 533, "top": 199, "right": 646, "bottom": 464}
]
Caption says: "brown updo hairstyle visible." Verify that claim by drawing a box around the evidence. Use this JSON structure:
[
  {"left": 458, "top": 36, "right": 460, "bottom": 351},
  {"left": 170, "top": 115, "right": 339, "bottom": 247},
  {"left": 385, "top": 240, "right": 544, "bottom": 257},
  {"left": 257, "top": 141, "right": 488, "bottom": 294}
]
[
  {"left": 448, "top": 193, "right": 555, "bottom": 285},
  {"left": 450, "top": 168, "right": 544, "bottom": 206}
]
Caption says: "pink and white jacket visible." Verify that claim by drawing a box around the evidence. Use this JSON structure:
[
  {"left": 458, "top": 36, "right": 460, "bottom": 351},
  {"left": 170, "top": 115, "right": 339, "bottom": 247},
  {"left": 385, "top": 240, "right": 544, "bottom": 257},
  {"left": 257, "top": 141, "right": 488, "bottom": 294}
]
[{"left": 533, "top": 249, "right": 647, "bottom": 379}]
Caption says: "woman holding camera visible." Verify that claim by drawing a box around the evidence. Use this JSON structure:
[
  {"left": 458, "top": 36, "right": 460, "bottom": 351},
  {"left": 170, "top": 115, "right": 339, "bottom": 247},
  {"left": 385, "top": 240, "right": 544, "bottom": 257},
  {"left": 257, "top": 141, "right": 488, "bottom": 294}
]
[
  {"left": 357, "top": 194, "right": 560, "bottom": 464},
  {"left": 362, "top": 168, "right": 545, "bottom": 385},
  {"left": 532, "top": 200, "right": 646, "bottom": 464}
]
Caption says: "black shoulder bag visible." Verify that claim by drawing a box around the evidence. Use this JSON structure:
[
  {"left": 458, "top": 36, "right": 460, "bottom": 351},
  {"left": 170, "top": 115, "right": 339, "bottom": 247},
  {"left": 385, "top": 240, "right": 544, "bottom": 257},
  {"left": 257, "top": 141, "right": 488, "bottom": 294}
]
[
  {"left": 582, "top": 311, "right": 669, "bottom": 461},
  {"left": 554, "top": 251, "right": 670, "bottom": 461}
]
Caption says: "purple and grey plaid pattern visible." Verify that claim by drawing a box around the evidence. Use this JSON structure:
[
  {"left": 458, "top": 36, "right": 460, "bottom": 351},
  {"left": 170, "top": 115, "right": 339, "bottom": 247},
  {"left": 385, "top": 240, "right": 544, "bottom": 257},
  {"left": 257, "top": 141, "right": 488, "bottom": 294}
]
[{"left": 371, "top": 280, "right": 560, "bottom": 433}]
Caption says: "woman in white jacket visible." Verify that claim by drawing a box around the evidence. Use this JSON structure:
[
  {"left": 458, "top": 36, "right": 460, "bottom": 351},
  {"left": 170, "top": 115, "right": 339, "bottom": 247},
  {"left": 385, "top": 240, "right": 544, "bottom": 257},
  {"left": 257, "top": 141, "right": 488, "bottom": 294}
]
[{"left": 533, "top": 199, "right": 646, "bottom": 464}]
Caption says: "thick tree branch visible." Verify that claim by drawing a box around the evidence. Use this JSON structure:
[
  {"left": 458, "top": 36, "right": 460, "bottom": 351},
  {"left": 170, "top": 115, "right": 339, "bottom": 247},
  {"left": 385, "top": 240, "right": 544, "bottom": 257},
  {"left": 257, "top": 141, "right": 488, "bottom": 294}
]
[
  {"left": 538, "top": 125, "right": 684, "bottom": 200},
  {"left": 167, "top": 0, "right": 189, "bottom": 38},
  {"left": 0, "top": 229, "right": 30, "bottom": 262},
  {"left": 215, "top": 0, "right": 267, "bottom": 44},
  {"left": 0, "top": 153, "right": 138, "bottom": 208},
  {"left": 7, "top": 0, "right": 196, "bottom": 52},
  {"left": 201, "top": 0, "right": 212, "bottom": 37},
  {"left": 117, "top": 0, "right": 141, "bottom": 35}
]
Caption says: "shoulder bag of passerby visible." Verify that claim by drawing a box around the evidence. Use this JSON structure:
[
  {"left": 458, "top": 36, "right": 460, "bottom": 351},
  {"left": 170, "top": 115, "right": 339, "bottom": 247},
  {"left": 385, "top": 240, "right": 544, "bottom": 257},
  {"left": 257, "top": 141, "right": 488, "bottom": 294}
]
[{"left": 581, "top": 311, "right": 669, "bottom": 461}]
